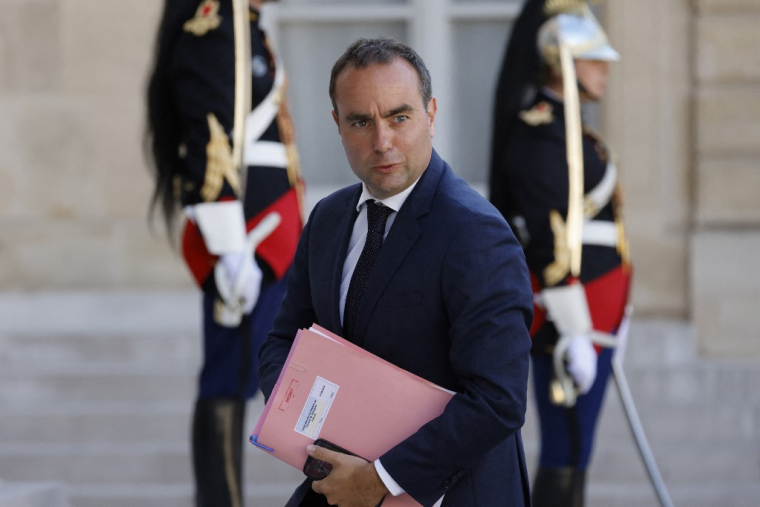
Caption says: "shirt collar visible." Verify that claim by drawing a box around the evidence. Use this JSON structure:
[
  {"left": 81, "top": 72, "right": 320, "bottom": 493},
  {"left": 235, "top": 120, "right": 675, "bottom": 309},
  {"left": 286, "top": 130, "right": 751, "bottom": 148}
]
[{"left": 355, "top": 178, "right": 420, "bottom": 213}]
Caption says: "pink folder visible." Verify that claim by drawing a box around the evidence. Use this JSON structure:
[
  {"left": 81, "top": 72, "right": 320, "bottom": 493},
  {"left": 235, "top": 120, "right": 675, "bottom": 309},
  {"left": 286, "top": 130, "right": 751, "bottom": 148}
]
[{"left": 250, "top": 325, "right": 454, "bottom": 507}]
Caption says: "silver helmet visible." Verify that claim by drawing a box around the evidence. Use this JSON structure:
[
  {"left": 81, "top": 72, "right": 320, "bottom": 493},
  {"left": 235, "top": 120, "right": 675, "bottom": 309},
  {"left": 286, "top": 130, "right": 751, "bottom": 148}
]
[{"left": 538, "top": 2, "right": 619, "bottom": 68}]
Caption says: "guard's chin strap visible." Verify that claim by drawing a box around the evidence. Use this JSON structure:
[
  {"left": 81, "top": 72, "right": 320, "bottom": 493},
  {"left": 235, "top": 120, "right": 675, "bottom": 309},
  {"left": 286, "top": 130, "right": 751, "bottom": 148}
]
[{"left": 576, "top": 78, "right": 601, "bottom": 102}]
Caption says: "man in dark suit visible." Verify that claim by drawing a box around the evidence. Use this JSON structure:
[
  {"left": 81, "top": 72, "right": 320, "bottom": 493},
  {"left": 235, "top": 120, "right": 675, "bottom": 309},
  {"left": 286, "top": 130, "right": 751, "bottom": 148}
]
[{"left": 258, "top": 36, "right": 533, "bottom": 507}]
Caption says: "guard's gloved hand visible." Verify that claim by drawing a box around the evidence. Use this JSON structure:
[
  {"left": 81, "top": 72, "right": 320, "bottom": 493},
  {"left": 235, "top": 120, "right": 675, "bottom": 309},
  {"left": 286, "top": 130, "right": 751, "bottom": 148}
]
[
  {"left": 217, "top": 251, "right": 262, "bottom": 316},
  {"left": 564, "top": 335, "right": 597, "bottom": 394}
]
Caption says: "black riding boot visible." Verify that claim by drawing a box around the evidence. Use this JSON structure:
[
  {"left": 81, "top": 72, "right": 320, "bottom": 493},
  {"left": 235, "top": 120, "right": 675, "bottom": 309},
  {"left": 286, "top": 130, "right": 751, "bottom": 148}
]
[
  {"left": 532, "top": 466, "right": 586, "bottom": 507},
  {"left": 192, "top": 398, "right": 246, "bottom": 507}
]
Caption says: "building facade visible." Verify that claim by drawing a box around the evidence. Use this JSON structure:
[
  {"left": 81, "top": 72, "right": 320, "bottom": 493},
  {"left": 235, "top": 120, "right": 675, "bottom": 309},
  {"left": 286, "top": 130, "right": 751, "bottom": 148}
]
[{"left": 0, "top": 0, "right": 758, "bottom": 357}]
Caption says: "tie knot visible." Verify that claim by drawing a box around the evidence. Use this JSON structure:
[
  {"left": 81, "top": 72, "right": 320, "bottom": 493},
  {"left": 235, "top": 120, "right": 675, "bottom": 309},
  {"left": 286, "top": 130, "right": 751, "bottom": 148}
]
[{"left": 366, "top": 200, "right": 393, "bottom": 235}]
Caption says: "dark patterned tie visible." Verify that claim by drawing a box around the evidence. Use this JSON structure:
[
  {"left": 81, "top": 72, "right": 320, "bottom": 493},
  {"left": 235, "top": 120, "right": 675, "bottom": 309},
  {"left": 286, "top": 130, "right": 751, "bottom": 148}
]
[{"left": 343, "top": 200, "right": 393, "bottom": 340}]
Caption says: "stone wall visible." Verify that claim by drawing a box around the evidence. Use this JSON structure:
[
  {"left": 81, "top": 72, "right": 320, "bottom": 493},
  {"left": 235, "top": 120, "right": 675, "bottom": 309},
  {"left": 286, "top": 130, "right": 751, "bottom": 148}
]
[
  {"left": 604, "top": 0, "right": 760, "bottom": 357},
  {"left": 0, "top": 0, "right": 191, "bottom": 289},
  {"left": 603, "top": 0, "right": 693, "bottom": 319},
  {"left": 690, "top": 0, "right": 760, "bottom": 357},
  {"left": 1, "top": 0, "right": 758, "bottom": 356}
]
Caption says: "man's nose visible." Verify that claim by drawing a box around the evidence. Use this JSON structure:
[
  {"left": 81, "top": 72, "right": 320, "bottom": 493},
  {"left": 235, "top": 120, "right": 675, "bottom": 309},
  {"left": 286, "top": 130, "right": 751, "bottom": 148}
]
[{"left": 373, "top": 123, "right": 392, "bottom": 153}]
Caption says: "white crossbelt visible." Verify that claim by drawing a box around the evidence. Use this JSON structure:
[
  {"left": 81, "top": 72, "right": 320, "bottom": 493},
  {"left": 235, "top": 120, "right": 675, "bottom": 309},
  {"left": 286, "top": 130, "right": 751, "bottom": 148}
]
[
  {"left": 582, "top": 220, "right": 618, "bottom": 247},
  {"left": 586, "top": 161, "right": 617, "bottom": 217},
  {"left": 244, "top": 140, "right": 288, "bottom": 168},
  {"left": 243, "top": 57, "right": 285, "bottom": 161}
]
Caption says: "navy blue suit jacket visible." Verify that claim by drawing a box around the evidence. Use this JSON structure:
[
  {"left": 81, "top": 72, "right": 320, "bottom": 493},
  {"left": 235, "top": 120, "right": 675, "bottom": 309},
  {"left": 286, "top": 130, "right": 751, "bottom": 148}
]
[{"left": 258, "top": 150, "right": 533, "bottom": 507}]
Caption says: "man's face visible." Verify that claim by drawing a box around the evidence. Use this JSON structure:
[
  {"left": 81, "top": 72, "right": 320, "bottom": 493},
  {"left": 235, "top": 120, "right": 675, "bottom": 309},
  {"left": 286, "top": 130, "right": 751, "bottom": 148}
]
[{"left": 331, "top": 59, "right": 436, "bottom": 200}]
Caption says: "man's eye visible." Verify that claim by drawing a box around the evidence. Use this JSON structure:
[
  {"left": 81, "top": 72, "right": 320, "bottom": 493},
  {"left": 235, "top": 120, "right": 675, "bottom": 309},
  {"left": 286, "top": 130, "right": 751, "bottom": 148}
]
[
  {"left": 394, "top": 115, "right": 408, "bottom": 123},
  {"left": 352, "top": 120, "right": 368, "bottom": 128}
]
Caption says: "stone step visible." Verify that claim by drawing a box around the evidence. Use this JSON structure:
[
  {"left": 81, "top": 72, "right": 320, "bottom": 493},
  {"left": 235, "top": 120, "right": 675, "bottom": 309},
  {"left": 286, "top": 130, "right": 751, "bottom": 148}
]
[
  {"left": 0, "top": 441, "right": 303, "bottom": 486},
  {"left": 1, "top": 449, "right": 758, "bottom": 507},
  {"left": 0, "top": 401, "right": 193, "bottom": 443},
  {"left": 55, "top": 481, "right": 760, "bottom": 507},
  {"left": 523, "top": 439, "right": 759, "bottom": 485},
  {"left": 2, "top": 357, "right": 756, "bottom": 409},
  {"left": 622, "top": 359, "right": 760, "bottom": 407},
  {"left": 0, "top": 482, "right": 69, "bottom": 507},
  {"left": 68, "top": 483, "right": 300, "bottom": 507},
  {"left": 0, "top": 398, "right": 266, "bottom": 444},
  {"left": 1, "top": 395, "right": 755, "bottom": 446},
  {"left": 0, "top": 290, "right": 698, "bottom": 372},
  {"left": 0, "top": 331, "right": 201, "bottom": 367},
  {"left": 0, "top": 436, "right": 754, "bottom": 487},
  {"left": 0, "top": 292, "right": 199, "bottom": 336},
  {"left": 0, "top": 367, "right": 197, "bottom": 405},
  {"left": 586, "top": 482, "right": 760, "bottom": 507},
  {"left": 622, "top": 319, "right": 699, "bottom": 368},
  {"left": 523, "top": 375, "right": 760, "bottom": 444},
  {"left": 0, "top": 316, "right": 696, "bottom": 370}
]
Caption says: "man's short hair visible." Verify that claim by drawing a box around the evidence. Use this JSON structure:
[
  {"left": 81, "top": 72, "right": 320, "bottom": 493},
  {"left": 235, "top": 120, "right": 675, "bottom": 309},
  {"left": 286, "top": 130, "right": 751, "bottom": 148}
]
[{"left": 329, "top": 36, "right": 433, "bottom": 113}]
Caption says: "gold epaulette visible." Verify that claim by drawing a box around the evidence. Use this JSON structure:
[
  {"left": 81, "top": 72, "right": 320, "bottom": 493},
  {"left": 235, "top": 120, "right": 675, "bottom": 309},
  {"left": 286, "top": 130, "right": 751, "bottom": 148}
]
[
  {"left": 183, "top": 0, "right": 222, "bottom": 36},
  {"left": 519, "top": 101, "right": 555, "bottom": 127},
  {"left": 201, "top": 113, "right": 240, "bottom": 202}
]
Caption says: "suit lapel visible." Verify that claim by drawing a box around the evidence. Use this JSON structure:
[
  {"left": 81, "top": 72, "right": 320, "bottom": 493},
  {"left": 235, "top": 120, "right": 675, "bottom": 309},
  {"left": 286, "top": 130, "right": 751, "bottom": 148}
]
[{"left": 352, "top": 150, "right": 445, "bottom": 346}]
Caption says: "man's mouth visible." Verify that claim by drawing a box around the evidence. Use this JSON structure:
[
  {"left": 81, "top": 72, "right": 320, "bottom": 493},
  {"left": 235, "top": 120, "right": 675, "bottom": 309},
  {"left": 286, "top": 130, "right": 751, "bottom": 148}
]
[{"left": 373, "top": 162, "right": 401, "bottom": 172}]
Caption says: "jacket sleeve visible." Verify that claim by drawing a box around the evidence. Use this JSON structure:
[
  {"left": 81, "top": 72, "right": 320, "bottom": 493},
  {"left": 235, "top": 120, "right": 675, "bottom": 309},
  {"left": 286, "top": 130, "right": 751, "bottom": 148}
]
[
  {"left": 510, "top": 131, "right": 574, "bottom": 288},
  {"left": 170, "top": 13, "right": 239, "bottom": 206},
  {"left": 378, "top": 212, "right": 533, "bottom": 506},
  {"left": 256, "top": 202, "right": 319, "bottom": 400}
]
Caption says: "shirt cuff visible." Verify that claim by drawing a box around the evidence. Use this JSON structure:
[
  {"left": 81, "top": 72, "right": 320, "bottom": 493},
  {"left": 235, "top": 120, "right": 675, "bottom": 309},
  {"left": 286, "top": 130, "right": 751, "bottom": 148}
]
[{"left": 374, "top": 459, "right": 405, "bottom": 496}]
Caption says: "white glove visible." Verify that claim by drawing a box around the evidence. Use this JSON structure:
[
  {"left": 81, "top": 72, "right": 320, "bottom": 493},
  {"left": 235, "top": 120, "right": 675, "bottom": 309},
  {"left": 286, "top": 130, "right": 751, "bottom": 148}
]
[
  {"left": 212, "top": 212, "right": 281, "bottom": 327},
  {"left": 216, "top": 251, "right": 262, "bottom": 316},
  {"left": 564, "top": 335, "right": 597, "bottom": 394}
]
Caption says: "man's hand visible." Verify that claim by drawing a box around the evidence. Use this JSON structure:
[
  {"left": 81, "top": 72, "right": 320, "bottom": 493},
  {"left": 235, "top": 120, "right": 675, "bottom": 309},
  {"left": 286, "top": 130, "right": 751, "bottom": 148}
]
[{"left": 308, "top": 445, "right": 389, "bottom": 507}]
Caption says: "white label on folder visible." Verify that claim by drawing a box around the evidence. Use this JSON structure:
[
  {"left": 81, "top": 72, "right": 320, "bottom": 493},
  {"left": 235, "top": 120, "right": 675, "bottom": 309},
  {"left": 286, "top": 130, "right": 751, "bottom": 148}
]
[{"left": 294, "top": 376, "right": 339, "bottom": 439}]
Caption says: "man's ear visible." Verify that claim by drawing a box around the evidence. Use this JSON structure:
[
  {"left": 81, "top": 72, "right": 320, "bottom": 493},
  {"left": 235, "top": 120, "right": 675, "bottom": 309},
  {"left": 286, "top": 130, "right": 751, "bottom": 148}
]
[
  {"left": 331, "top": 110, "right": 340, "bottom": 132},
  {"left": 427, "top": 97, "right": 437, "bottom": 138}
]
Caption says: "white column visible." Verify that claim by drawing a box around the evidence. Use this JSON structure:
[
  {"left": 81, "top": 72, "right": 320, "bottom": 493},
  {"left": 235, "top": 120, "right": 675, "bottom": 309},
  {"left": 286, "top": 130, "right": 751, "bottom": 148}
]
[{"left": 409, "top": 0, "right": 454, "bottom": 162}]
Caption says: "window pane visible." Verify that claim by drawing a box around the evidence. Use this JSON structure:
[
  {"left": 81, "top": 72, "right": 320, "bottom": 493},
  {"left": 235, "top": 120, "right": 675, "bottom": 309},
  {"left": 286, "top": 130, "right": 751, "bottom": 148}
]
[
  {"left": 283, "top": 0, "right": 406, "bottom": 5},
  {"left": 450, "top": 20, "right": 513, "bottom": 185},
  {"left": 452, "top": 0, "right": 516, "bottom": 3},
  {"left": 277, "top": 23, "right": 408, "bottom": 188}
]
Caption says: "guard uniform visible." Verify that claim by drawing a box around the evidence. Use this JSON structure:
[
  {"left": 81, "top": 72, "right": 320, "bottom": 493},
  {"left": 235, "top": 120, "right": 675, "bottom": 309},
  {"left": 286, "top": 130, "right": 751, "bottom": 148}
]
[
  {"left": 175, "top": 2, "right": 303, "bottom": 400},
  {"left": 148, "top": 1, "right": 304, "bottom": 505},
  {"left": 488, "top": 1, "right": 631, "bottom": 505},
  {"left": 500, "top": 89, "right": 631, "bottom": 468}
]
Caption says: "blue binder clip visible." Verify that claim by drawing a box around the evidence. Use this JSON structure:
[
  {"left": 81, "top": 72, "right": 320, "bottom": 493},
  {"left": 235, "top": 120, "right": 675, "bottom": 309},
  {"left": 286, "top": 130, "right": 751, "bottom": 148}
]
[{"left": 249, "top": 434, "right": 275, "bottom": 452}]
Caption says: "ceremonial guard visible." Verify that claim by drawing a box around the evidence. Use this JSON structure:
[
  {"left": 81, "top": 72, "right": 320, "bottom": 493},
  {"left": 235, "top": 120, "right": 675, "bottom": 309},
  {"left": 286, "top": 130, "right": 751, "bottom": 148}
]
[
  {"left": 146, "top": 1, "right": 303, "bottom": 505},
  {"left": 490, "top": 1, "right": 631, "bottom": 505}
]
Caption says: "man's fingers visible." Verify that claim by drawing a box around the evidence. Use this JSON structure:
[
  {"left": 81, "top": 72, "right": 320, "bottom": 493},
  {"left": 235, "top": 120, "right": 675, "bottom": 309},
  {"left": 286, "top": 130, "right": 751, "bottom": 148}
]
[
  {"left": 310, "top": 476, "right": 326, "bottom": 495},
  {"left": 306, "top": 444, "right": 341, "bottom": 464}
]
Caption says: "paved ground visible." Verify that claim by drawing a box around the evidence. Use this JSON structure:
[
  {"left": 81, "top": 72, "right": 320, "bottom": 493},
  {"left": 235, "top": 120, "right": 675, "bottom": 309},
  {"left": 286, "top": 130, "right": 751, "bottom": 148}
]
[{"left": 0, "top": 291, "right": 758, "bottom": 506}]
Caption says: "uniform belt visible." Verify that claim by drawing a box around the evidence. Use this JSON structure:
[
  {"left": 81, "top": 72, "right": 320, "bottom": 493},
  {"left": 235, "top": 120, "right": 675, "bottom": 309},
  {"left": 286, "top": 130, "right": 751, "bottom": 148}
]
[{"left": 582, "top": 220, "right": 618, "bottom": 247}]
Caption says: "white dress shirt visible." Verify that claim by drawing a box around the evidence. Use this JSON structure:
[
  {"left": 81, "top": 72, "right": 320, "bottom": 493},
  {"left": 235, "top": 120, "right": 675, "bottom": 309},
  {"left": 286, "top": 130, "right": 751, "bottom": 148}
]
[
  {"left": 339, "top": 179, "right": 443, "bottom": 507},
  {"left": 338, "top": 181, "right": 417, "bottom": 324}
]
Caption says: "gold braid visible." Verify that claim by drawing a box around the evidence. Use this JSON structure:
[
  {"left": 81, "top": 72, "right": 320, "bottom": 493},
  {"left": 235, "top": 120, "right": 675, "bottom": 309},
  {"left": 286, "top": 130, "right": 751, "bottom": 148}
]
[{"left": 544, "top": 0, "right": 603, "bottom": 16}]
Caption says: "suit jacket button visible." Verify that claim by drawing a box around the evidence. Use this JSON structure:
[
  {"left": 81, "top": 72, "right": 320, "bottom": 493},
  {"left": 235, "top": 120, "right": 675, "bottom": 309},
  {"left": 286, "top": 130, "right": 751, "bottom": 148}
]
[
  {"left": 442, "top": 479, "right": 451, "bottom": 489},
  {"left": 456, "top": 469, "right": 466, "bottom": 478}
]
